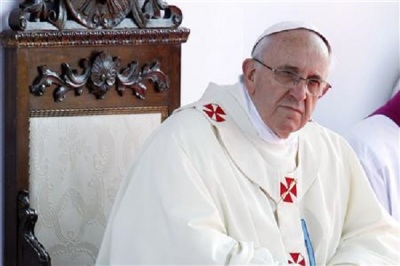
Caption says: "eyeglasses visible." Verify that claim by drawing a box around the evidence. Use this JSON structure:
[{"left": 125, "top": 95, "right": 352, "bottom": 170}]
[{"left": 252, "top": 58, "right": 331, "bottom": 97}]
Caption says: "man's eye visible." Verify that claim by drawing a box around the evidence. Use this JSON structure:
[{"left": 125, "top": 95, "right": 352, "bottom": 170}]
[
  {"left": 280, "top": 70, "right": 296, "bottom": 76},
  {"left": 308, "top": 79, "right": 321, "bottom": 87},
  {"left": 276, "top": 70, "right": 298, "bottom": 82}
]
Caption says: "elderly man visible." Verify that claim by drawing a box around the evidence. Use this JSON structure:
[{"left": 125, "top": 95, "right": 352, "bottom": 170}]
[{"left": 97, "top": 21, "right": 400, "bottom": 265}]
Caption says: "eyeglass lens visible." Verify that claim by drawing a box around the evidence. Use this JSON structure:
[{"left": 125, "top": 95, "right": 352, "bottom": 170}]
[{"left": 273, "top": 70, "right": 324, "bottom": 96}]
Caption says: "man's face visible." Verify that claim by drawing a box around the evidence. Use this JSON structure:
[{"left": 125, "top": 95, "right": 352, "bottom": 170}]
[{"left": 243, "top": 30, "right": 331, "bottom": 139}]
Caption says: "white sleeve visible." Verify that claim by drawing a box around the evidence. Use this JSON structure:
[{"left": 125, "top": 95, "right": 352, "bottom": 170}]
[
  {"left": 347, "top": 136, "right": 391, "bottom": 213},
  {"left": 359, "top": 159, "right": 391, "bottom": 212}
]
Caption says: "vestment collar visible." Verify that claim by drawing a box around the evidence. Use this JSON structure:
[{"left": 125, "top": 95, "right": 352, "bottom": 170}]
[{"left": 242, "top": 84, "right": 299, "bottom": 145}]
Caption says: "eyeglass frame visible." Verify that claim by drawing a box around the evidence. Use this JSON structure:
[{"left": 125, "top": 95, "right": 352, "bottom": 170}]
[{"left": 252, "top": 57, "right": 331, "bottom": 97}]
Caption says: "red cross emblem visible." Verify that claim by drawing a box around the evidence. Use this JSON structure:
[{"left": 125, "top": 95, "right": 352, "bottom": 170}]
[
  {"left": 280, "top": 177, "right": 297, "bottom": 203},
  {"left": 288, "top": 252, "right": 306, "bottom": 266},
  {"left": 203, "top": 103, "right": 226, "bottom": 122}
]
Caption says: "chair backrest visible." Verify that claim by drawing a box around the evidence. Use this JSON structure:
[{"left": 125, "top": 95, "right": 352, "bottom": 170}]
[{"left": 1, "top": 1, "right": 189, "bottom": 265}]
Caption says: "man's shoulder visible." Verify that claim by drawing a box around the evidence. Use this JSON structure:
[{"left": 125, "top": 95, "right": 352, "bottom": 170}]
[
  {"left": 302, "top": 120, "right": 352, "bottom": 151},
  {"left": 158, "top": 102, "right": 225, "bottom": 142},
  {"left": 162, "top": 107, "right": 212, "bottom": 133},
  {"left": 303, "top": 120, "right": 343, "bottom": 139},
  {"left": 170, "top": 82, "right": 243, "bottom": 128}
]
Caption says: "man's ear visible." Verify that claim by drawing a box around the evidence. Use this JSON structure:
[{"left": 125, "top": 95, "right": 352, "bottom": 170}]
[{"left": 242, "top": 58, "right": 256, "bottom": 93}]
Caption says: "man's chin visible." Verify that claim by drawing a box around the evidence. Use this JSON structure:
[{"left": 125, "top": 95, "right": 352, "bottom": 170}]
[{"left": 278, "top": 123, "right": 302, "bottom": 137}]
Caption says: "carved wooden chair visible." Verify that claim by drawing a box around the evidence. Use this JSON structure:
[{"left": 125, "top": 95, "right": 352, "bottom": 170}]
[{"left": 1, "top": 1, "right": 189, "bottom": 265}]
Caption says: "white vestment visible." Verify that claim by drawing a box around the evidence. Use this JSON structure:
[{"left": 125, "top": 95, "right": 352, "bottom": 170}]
[
  {"left": 97, "top": 82, "right": 400, "bottom": 265},
  {"left": 346, "top": 115, "right": 400, "bottom": 222}
]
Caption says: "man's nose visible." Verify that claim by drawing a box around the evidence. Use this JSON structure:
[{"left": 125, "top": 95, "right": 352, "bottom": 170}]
[{"left": 290, "top": 79, "right": 308, "bottom": 101}]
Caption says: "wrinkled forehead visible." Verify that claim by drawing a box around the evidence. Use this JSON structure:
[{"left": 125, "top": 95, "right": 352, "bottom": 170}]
[{"left": 265, "top": 30, "right": 332, "bottom": 77}]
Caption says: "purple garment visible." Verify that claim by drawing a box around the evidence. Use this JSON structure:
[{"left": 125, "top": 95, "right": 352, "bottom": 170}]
[{"left": 371, "top": 91, "right": 400, "bottom": 127}]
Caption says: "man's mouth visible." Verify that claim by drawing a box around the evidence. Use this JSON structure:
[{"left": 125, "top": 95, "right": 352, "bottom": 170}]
[{"left": 281, "top": 105, "right": 302, "bottom": 114}]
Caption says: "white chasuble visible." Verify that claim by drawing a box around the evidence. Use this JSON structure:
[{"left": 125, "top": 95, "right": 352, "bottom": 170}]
[{"left": 96, "top": 82, "right": 400, "bottom": 265}]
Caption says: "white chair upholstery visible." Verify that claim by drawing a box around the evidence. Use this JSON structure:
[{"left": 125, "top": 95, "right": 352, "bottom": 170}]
[{"left": 29, "top": 113, "right": 162, "bottom": 265}]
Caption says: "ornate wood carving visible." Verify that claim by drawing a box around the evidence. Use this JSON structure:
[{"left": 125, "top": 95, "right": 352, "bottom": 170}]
[
  {"left": 9, "top": 0, "right": 182, "bottom": 31},
  {"left": 65, "top": 0, "right": 136, "bottom": 29},
  {"left": 0, "top": 28, "right": 190, "bottom": 48},
  {"left": 30, "top": 106, "right": 169, "bottom": 118},
  {"left": 3, "top": 1, "right": 189, "bottom": 266},
  {"left": 30, "top": 52, "right": 170, "bottom": 101},
  {"left": 18, "top": 191, "right": 51, "bottom": 266}
]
